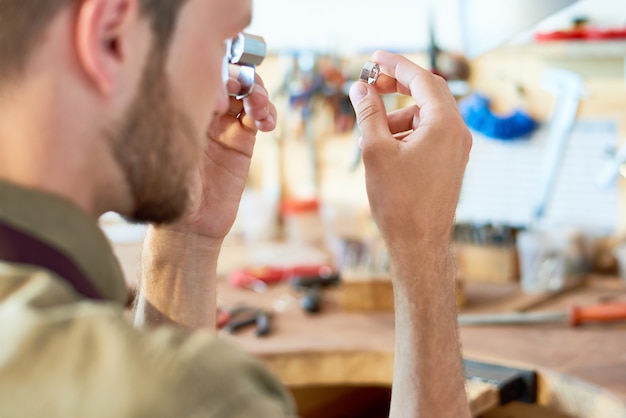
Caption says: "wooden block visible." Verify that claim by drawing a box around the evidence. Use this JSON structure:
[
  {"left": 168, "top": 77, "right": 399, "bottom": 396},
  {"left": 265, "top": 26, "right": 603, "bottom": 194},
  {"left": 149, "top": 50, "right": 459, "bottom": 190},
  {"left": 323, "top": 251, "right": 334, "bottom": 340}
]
[
  {"left": 338, "top": 277, "right": 466, "bottom": 312},
  {"left": 338, "top": 277, "right": 394, "bottom": 312},
  {"left": 455, "top": 244, "right": 519, "bottom": 284},
  {"left": 464, "top": 359, "right": 537, "bottom": 416},
  {"left": 466, "top": 380, "right": 500, "bottom": 417}
]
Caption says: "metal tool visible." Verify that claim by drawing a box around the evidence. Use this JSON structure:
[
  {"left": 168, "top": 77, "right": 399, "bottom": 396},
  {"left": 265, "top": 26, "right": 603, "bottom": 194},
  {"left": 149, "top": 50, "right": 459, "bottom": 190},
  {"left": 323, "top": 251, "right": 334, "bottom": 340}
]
[
  {"left": 464, "top": 359, "right": 536, "bottom": 406},
  {"left": 226, "top": 32, "right": 266, "bottom": 99},
  {"left": 219, "top": 306, "right": 273, "bottom": 337},
  {"left": 359, "top": 61, "right": 380, "bottom": 85},
  {"left": 290, "top": 273, "right": 341, "bottom": 314},
  {"left": 531, "top": 68, "right": 586, "bottom": 223},
  {"left": 459, "top": 301, "right": 626, "bottom": 327},
  {"left": 596, "top": 141, "right": 626, "bottom": 189}
]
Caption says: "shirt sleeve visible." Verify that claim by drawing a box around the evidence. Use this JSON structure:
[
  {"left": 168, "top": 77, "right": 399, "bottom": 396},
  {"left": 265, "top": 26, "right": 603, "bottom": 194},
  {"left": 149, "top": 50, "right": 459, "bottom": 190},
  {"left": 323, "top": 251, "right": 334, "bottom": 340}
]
[
  {"left": 118, "top": 315, "right": 299, "bottom": 418},
  {"left": 0, "top": 268, "right": 297, "bottom": 418}
]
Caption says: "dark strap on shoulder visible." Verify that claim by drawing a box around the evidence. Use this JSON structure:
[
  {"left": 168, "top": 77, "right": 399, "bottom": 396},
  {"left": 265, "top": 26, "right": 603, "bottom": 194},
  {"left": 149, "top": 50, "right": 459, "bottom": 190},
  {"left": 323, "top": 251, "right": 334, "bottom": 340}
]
[{"left": 0, "top": 220, "right": 103, "bottom": 300}]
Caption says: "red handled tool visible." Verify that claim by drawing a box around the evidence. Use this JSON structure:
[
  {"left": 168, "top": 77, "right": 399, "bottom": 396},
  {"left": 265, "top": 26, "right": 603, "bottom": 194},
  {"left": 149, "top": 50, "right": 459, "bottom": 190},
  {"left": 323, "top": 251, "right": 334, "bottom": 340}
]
[
  {"left": 459, "top": 301, "right": 626, "bottom": 327},
  {"left": 228, "top": 264, "right": 334, "bottom": 288}
]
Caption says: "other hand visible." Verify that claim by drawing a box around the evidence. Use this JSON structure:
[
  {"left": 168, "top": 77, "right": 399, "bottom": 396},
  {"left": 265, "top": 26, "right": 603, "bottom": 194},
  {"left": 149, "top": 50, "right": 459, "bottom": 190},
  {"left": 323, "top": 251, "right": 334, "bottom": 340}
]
[{"left": 349, "top": 50, "right": 472, "bottom": 253}]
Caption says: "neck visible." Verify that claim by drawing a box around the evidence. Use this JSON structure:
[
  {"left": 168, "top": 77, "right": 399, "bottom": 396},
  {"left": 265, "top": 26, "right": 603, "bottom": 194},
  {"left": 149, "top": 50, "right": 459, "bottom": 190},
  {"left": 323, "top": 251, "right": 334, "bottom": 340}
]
[{"left": 0, "top": 79, "right": 132, "bottom": 220}]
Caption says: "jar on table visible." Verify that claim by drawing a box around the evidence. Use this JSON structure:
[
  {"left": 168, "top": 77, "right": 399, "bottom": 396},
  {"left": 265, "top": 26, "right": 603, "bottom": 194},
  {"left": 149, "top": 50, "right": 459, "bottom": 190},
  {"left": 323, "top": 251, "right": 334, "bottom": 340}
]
[{"left": 280, "top": 198, "right": 326, "bottom": 249}]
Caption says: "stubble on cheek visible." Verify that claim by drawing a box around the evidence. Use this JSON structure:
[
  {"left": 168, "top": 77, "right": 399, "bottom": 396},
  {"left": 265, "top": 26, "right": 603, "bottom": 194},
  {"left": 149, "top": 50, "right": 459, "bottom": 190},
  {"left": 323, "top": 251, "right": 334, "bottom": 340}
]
[{"left": 108, "top": 48, "right": 199, "bottom": 225}]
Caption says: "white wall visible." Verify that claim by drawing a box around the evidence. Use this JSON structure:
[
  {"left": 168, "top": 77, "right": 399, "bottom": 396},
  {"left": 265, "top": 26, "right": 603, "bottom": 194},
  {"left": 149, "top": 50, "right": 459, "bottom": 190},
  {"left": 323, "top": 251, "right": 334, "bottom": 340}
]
[
  {"left": 247, "top": 0, "right": 461, "bottom": 54},
  {"left": 247, "top": 0, "right": 626, "bottom": 56}
]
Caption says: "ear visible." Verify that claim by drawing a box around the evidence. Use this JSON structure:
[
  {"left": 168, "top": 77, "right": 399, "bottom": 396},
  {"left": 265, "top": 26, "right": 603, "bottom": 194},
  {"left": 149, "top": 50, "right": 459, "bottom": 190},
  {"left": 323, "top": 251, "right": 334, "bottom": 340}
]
[{"left": 75, "top": 0, "right": 138, "bottom": 95}]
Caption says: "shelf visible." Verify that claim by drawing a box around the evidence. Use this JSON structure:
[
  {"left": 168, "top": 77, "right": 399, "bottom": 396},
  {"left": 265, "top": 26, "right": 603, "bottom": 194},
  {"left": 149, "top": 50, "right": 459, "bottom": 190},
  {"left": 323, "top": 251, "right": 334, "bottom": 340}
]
[{"left": 512, "top": 40, "right": 626, "bottom": 59}]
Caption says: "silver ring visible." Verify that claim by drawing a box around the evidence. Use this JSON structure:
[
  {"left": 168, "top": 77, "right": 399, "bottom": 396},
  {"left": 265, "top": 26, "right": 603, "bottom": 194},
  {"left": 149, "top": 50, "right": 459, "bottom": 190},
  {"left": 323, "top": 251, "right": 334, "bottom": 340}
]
[
  {"left": 360, "top": 61, "right": 380, "bottom": 85},
  {"left": 230, "top": 65, "right": 257, "bottom": 100}
]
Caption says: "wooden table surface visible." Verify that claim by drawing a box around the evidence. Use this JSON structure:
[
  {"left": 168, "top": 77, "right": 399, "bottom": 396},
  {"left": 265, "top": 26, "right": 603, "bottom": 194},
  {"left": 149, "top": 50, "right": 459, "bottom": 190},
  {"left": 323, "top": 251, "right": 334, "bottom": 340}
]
[{"left": 113, "top": 241, "right": 626, "bottom": 417}]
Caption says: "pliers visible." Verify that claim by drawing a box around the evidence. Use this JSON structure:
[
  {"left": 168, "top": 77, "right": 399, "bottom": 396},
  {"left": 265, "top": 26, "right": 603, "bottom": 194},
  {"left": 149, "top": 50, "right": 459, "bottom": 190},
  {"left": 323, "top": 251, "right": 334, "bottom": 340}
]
[{"left": 217, "top": 306, "right": 272, "bottom": 337}]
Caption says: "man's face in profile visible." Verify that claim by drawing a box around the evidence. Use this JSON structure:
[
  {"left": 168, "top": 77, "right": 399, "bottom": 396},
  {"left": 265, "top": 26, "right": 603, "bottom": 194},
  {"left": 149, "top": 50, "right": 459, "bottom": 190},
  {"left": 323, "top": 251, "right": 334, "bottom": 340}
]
[
  {"left": 105, "top": 0, "right": 253, "bottom": 225},
  {"left": 108, "top": 43, "right": 198, "bottom": 225}
]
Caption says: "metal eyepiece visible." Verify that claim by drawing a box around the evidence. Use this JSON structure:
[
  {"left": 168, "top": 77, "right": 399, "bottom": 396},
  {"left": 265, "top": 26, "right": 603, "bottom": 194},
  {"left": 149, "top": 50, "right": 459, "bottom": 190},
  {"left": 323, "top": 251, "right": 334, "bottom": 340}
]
[
  {"left": 228, "top": 33, "right": 266, "bottom": 67},
  {"left": 226, "top": 32, "right": 267, "bottom": 99}
]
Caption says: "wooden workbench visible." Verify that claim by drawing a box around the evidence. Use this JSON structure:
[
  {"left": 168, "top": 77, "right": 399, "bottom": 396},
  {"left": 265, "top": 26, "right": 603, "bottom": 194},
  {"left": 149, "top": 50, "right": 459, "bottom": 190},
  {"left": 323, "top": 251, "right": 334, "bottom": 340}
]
[{"left": 113, "top": 241, "right": 626, "bottom": 417}]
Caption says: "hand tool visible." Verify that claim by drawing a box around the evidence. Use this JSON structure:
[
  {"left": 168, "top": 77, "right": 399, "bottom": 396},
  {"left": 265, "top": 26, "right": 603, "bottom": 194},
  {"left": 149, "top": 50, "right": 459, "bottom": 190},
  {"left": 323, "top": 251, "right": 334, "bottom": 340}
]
[
  {"left": 299, "top": 286, "right": 323, "bottom": 314},
  {"left": 254, "top": 311, "right": 272, "bottom": 337},
  {"left": 531, "top": 68, "right": 586, "bottom": 223},
  {"left": 458, "top": 301, "right": 626, "bottom": 327},
  {"left": 291, "top": 273, "right": 341, "bottom": 314},
  {"left": 218, "top": 306, "right": 273, "bottom": 337},
  {"left": 290, "top": 272, "right": 341, "bottom": 289},
  {"left": 596, "top": 141, "right": 626, "bottom": 189},
  {"left": 228, "top": 264, "right": 334, "bottom": 289},
  {"left": 506, "top": 280, "right": 585, "bottom": 313},
  {"left": 464, "top": 359, "right": 536, "bottom": 406}
]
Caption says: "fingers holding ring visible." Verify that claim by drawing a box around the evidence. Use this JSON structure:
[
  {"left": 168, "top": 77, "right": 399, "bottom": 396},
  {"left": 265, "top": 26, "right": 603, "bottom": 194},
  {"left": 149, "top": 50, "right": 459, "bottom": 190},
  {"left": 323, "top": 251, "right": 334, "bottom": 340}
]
[{"left": 227, "top": 98, "right": 245, "bottom": 119}]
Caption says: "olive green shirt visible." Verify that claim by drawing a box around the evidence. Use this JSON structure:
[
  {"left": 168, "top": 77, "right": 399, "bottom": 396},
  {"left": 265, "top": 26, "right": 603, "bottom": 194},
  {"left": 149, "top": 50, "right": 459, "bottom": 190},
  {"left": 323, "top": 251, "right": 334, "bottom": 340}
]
[{"left": 0, "top": 181, "right": 296, "bottom": 418}]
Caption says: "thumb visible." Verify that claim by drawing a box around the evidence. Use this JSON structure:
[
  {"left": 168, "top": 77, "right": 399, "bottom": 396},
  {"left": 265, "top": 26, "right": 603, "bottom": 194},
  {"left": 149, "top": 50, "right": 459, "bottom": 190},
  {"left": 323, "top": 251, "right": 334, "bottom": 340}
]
[{"left": 349, "top": 82, "right": 391, "bottom": 144}]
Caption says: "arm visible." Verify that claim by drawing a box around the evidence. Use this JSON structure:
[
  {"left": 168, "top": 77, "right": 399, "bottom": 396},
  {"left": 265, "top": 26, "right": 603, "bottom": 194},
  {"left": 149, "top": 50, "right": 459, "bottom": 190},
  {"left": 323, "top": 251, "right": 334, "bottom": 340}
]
[
  {"left": 388, "top": 241, "right": 467, "bottom": 417},
  {"left": 134, "top": 227, "right": 221, "bottom": 329},
  {"left": 134, "top": 77, "right": 277, "bottom": 331},
  {"left": 349, "top": 51, "right": 472, "bottom": 417}
]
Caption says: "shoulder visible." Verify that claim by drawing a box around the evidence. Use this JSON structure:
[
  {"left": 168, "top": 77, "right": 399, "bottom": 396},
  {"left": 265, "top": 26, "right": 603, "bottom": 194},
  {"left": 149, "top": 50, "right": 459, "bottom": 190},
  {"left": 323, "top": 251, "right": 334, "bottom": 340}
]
[{"left": 0, "top": 264, "right": 296, "bottom": 418}]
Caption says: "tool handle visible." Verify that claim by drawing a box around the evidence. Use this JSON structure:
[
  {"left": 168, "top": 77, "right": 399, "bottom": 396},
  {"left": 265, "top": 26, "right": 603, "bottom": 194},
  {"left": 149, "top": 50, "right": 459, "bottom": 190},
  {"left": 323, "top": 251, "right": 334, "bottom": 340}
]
[
  {"left": 570, "top": 301, "right": 626, "bottom": 326},
  {"left": 223, "top": 316, "right": 257, "bottom": 334},
  {"left": 229, "top": 264, "right": 333, "bottom": 288},
  {"left": 300, "top": 287, "right": 323, "bottom": 314},
  {"left": 255, "top": 311, "right": 272, "bottom": 337}
]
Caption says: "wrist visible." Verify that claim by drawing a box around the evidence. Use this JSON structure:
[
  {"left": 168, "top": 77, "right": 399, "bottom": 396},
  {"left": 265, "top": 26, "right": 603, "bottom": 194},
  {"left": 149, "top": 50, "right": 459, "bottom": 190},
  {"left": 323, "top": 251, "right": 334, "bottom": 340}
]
[
  {"left": 146, "top": 225, "right": 224, "bottom": 255},
  {"left": 137, "top": 225, "right": 221, "bottom": 330},
  {"left": 387, "top": 236, "right": 454, "bottom": 272},
  {"left": 387, "top": 239, "right": 457, "bottom": 299},
  {"left": 379, "top": 216, "right": 454, "bottom": 257}
]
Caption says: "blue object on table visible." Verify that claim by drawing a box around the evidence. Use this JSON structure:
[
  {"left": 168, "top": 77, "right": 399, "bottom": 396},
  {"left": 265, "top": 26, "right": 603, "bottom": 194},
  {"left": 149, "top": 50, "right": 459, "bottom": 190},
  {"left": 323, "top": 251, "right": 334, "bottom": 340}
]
[{"left": 459, "top": 92, "right": 538, "bottom": 140}]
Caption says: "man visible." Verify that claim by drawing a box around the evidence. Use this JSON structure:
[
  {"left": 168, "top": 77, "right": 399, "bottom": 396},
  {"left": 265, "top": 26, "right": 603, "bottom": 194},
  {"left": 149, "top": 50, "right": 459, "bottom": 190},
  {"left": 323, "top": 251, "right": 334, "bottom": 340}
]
[{"left": 0, "top": 0, "right": 472, "bottom": 416}]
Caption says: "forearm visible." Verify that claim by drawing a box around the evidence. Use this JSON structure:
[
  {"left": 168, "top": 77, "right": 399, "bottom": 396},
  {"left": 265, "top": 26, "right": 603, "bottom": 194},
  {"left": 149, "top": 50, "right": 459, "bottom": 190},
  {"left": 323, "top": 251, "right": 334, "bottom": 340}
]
[
  {"left": 389, "top": 242, "right": 470, "bottom": 418},
  {"left": 134, "top": 226, "right": 221, "bottom": 330}
]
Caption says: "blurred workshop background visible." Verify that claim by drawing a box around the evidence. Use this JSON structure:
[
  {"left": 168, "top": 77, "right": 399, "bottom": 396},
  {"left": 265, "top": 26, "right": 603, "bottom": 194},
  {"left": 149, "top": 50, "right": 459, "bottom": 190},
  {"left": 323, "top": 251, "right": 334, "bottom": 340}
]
[
  {"left": 228, "top": 0, "right": 626, "bottom": 290},
  {"left": 100, "top": 1, "right": 626, "bottom": 416},
  {"left": 102, "top": 0, "right": 626, "bottom": 292}
]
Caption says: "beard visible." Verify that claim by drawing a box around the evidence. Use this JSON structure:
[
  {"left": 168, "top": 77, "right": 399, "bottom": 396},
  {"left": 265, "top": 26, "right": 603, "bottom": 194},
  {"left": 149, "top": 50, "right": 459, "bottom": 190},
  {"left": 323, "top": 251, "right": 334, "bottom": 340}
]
[{"left": 107, "top": 45, "right": 198, "bottom": 225}]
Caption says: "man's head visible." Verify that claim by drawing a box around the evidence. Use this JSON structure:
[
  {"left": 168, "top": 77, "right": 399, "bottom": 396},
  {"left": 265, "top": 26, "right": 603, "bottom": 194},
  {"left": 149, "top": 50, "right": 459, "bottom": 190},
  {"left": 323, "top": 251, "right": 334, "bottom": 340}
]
[
  {"left": 0, "top": 0, "right": 184, "bottom": 87},
  {"left": 0, "top": 0, "right": 253, "bottom": 223}
]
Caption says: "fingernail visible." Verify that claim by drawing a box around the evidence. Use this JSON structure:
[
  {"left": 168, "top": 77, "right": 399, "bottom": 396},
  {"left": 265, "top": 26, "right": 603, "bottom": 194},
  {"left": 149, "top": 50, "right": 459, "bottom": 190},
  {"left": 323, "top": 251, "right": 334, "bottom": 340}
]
[{"left": 350, "top": 82, "right": 368, "bottom": 105}]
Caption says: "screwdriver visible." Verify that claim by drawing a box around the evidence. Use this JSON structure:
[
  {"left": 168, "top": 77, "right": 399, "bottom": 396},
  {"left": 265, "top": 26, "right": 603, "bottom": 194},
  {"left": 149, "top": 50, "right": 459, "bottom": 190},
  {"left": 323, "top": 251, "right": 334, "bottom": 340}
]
[{"left": 458, "top": 301, "right": 626, "bottom": 327}]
